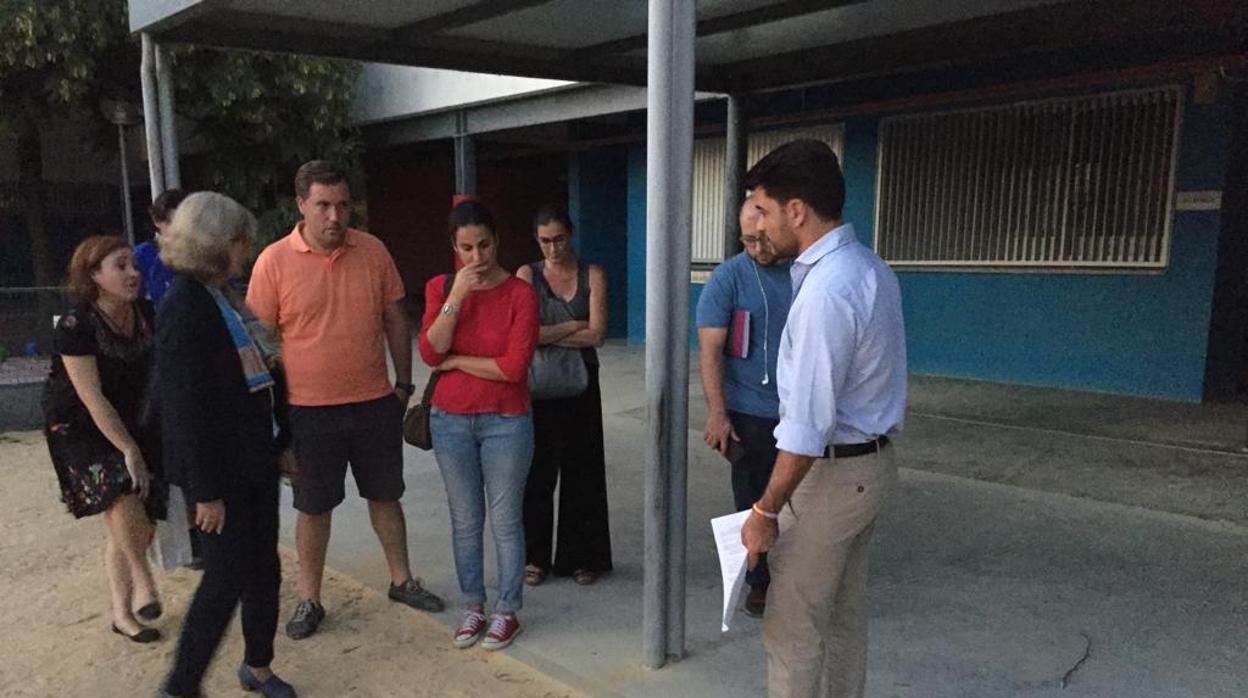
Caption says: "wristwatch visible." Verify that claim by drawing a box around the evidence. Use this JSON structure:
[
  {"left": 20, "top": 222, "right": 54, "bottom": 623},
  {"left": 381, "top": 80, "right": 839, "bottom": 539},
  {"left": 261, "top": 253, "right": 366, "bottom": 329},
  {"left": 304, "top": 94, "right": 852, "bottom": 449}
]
[
  {"left": 440, "top": 302, "right": 457, "bottom": 316},
  {"left": 395, "top": 382, "right": 415, "bottom": 395}
]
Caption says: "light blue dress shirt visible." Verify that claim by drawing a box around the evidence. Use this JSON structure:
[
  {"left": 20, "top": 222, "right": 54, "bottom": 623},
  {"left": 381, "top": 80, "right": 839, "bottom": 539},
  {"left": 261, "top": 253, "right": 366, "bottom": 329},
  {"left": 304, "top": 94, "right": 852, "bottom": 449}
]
[{"left": 773, "top": 223, "right": 907, "bottom": 457}]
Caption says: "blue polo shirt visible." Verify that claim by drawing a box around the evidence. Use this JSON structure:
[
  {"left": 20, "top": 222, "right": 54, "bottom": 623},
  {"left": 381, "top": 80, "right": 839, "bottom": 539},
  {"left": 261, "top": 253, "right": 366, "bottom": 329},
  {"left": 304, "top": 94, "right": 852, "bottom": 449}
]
[
  {"left": 695, "top": 252, "right": 792, "bottom": 419},
  {"left": 134, "top": 240, "right": 174, "bottom": 306}
]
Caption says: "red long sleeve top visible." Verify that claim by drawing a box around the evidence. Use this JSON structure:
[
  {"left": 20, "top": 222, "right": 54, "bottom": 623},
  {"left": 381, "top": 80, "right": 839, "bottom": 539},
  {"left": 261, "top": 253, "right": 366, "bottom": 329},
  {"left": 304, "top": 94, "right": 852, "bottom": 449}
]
[{"left": 419, "top": 274, "right": 539, "bottom": 416}]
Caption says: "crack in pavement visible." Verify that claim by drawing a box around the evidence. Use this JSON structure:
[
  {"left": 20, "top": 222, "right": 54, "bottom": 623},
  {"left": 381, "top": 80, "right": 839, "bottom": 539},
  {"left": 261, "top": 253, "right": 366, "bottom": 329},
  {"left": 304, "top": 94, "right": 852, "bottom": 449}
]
[{"left": 1061, "top": 632, "right": 1092, "bottom": 689}]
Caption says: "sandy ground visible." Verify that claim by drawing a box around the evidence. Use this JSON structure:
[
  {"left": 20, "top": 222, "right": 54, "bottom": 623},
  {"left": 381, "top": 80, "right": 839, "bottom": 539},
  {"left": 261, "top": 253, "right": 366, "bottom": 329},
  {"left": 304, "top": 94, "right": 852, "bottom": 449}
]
[{"left": 0, "top": 431, "right": 581, "bottom": 698}]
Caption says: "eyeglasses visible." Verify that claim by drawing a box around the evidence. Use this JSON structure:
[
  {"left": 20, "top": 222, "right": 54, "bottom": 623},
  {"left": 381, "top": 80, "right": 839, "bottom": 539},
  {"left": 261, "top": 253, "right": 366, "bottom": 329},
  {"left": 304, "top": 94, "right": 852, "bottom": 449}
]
[
  {"left": 537, "top": 235, "right": 570, "bottom": 247},
  {"left": 739, "top": 236, "right": 767, "bottom": 247}
]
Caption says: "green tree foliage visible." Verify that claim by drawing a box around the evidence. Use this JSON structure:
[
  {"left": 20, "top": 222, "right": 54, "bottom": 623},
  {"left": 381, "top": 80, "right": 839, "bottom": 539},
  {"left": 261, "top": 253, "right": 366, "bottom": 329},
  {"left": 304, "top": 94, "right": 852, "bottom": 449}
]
[
  {"left": 0, "top": 0, "right": 131, "bottom": 125},
  {"left": 0, "top": 0, "right": 360, "bottom": 281},
  {"left": 0, "top": 0, "right": 133, "bottom": 283},
  {"left": 172, "top": 47, "right": 360, "bottom": 246}
]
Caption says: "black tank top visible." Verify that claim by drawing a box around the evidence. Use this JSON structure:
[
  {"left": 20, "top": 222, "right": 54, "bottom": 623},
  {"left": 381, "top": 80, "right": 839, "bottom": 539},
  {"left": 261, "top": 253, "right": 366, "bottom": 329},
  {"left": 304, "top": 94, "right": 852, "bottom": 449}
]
[{"left": 529, "top": 260, "right": 598, "bottom": 367}]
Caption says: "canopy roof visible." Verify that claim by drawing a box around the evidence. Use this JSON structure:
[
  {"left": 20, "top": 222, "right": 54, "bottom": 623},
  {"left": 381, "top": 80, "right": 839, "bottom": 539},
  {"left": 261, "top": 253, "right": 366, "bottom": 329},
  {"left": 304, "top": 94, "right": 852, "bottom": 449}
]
[{"left": 130, "top": 0, "right": 1243, "bottom": 94}]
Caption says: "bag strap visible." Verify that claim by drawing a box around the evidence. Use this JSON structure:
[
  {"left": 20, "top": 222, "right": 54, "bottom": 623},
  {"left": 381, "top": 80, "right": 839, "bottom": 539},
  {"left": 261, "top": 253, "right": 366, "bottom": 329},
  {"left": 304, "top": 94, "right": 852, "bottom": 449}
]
[
  {"left": 529, "top": 261, "right": 546, "bottom": 292},
  {"left": 419, "top": 370, "right": 440, "bottom": 405},
  {"left": 417, "top": 273, "right": 456, "bottom": 406}
]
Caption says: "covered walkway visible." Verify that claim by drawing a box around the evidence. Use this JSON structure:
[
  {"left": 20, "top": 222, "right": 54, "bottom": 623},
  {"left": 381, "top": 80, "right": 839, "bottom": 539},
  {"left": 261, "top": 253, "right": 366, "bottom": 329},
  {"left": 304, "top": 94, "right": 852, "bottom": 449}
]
[{"left": 127, "top": 0, "right": 1248, "bottom": 683}]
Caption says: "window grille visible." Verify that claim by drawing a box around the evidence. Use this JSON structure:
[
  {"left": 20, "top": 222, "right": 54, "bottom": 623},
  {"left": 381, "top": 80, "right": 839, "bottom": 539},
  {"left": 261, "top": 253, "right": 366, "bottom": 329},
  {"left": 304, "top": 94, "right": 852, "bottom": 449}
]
[
  {"left": 874, "top": 86, "right": 1182, "bottom": 269},
  {"left": 692, "top": 124, "right": 843, "bottom": 263}
]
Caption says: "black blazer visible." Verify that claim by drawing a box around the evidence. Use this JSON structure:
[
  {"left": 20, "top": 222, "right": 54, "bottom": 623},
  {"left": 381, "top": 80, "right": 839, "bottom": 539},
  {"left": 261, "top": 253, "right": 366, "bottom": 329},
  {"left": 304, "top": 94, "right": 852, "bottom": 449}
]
[{"left": 156, "top": 275, "right": 289, "bottom": 503}]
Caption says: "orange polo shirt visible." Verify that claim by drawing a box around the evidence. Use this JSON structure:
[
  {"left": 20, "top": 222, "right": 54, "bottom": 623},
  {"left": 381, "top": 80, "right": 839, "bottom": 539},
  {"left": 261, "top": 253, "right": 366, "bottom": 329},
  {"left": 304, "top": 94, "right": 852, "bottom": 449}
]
[{"left": 247, "top": 226, "right": 405, "bottom": 407}]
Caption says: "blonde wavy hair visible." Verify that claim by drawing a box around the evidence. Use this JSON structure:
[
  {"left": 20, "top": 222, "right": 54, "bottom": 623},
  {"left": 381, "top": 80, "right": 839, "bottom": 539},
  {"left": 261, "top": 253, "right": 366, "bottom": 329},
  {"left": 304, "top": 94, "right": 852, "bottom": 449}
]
[{"left": 159, "top": 191, "right": 257, "bottom": 282}]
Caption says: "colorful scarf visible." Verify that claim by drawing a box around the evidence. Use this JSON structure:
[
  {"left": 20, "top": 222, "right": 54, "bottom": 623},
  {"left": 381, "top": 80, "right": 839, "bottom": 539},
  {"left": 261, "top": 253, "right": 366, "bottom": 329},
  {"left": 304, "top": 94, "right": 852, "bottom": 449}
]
[{"left": 206, "top": 285, "right": 276, "bottom": 393}]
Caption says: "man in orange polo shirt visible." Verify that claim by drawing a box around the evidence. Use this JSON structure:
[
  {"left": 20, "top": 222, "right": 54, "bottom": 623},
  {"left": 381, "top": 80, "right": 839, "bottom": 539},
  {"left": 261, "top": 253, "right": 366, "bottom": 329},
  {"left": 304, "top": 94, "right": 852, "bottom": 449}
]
[{"left": 248, "top": 161, "right": 444, "bottom": 640}]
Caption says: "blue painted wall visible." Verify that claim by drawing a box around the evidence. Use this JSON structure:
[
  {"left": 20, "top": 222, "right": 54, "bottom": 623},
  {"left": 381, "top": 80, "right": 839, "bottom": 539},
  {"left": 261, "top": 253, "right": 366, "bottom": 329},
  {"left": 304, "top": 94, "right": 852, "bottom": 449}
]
[
  {"left": 583, "top": 83, "right": 1231, "bottom": 400},
  {"left": 568, "top": 149, "right": 629, "bottom": 338},
  {"left": 841, "top": 90, "right": 1228, "bottom": 401}
]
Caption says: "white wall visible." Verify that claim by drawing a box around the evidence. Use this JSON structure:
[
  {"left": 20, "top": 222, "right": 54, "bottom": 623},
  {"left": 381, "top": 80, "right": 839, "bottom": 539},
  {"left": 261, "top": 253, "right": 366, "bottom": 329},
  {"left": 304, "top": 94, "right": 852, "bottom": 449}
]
[{"left": 351, "top": 63, "right": 575, "bottom": 125}]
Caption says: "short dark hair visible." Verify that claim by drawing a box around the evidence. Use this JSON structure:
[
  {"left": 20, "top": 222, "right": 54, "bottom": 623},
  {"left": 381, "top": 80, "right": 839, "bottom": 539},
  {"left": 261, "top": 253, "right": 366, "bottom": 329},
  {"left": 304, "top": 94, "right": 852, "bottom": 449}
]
[
  {"left": 532, "top": 204, "right": 574, "bottom": 234},
  {"left": 294, "top": 160, "right": 349, "bottom": 200},
  {"left": 743, "top": 139, "right": 845, "bottom": 221},
  {"left": 148, "top": 188, "right": 187, "bottom": 224},
  {"left": 447, "top": 199, "right": 496, "bottom": 240},
  {"left": 67, "top": 236, "right": 130, "bottom": 303}
]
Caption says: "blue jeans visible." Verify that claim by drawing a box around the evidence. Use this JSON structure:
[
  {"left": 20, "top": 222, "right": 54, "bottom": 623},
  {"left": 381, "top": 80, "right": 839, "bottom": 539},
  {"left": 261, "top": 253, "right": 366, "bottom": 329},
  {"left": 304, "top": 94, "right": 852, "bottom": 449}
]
[{"left": 430, "top": 408, "right": 534, "bottom": 613}]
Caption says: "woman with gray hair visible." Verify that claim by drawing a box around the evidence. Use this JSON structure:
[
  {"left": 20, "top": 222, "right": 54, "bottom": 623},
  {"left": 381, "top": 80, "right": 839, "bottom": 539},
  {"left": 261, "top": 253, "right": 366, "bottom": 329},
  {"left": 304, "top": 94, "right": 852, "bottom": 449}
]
[{"left": 155, "top": 192, "right": 297, "bottom": 698}]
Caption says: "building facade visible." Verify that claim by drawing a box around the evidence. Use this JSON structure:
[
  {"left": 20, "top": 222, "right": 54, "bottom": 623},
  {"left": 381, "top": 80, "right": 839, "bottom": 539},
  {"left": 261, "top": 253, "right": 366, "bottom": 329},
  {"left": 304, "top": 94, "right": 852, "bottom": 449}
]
[{"left": 356, "top": 29, "right": 1246, "bottom": 404}]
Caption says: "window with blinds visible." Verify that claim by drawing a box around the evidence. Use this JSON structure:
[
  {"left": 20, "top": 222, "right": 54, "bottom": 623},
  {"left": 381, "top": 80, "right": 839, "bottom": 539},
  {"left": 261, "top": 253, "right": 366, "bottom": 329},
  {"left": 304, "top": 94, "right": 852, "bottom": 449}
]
[
  {"left": 692, "top": 124, "right": 844, "bottom": 263},
  {"left": 874, "top": 86, "right": 1182, "bottom": 269}
]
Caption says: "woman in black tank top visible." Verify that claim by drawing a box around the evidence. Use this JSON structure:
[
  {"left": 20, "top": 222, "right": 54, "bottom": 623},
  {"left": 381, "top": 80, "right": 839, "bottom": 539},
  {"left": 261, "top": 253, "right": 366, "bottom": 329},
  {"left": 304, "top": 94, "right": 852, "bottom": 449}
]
[{"left": 515, "top": 205, "right": 613, "bottom": 586}]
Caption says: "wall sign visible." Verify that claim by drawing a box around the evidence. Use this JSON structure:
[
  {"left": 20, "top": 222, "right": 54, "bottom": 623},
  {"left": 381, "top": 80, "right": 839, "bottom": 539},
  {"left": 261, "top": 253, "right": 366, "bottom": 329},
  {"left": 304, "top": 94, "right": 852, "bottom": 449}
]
[{"left": 1175, "top": 190, "right": 1222, "bottom": 211}]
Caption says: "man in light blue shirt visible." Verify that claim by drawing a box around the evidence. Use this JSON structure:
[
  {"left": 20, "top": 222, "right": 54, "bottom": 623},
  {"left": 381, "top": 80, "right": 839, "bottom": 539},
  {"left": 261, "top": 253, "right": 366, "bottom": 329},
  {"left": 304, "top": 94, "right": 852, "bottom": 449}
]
[
  {"left": 740, "top": 140, "right": 906, "bottom": 698},
  {"left": 696, "top": 202, "right": 792, "bottom": 617}
]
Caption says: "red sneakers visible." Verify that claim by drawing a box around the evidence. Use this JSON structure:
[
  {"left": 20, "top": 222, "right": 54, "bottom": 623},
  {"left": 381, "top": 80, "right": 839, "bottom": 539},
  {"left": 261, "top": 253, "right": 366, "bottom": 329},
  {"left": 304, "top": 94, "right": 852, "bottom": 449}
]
[
  {"left": 453, "top": 611, "right": 488, "bottom": 649},
  {"left": 480, "top": 613, "right": 521, "bottom": 651}
]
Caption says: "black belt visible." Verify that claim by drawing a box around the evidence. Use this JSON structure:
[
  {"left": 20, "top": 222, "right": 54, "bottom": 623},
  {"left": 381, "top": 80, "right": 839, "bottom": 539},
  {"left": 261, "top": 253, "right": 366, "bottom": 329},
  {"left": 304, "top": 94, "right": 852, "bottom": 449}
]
[{"left": 822, "top": 435, "right": 889, "bottom": 459}]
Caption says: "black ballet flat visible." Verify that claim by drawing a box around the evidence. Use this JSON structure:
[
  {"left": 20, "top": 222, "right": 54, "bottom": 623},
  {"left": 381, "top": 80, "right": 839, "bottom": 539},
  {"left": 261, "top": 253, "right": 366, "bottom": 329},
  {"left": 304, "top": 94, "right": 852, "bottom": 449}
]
[
  {"left": 136, "top": 601, "right": 162, "bottom": 620},
  {"left": 112, "top": 623, "right": 161, "bottom": 643}
]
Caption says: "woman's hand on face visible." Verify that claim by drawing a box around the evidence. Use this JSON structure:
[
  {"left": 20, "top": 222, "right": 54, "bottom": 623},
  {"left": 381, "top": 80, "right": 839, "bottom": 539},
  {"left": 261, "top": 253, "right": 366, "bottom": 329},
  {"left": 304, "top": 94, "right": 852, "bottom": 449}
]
[
  {"left": 196, "top": 500, "right": 226, "bottom": 535},
  {"left": 452, "top": 262, "right": 489, "bottom": 298},
  {"left": 123, "top": 447, "right": 151, "bottom": 500}
]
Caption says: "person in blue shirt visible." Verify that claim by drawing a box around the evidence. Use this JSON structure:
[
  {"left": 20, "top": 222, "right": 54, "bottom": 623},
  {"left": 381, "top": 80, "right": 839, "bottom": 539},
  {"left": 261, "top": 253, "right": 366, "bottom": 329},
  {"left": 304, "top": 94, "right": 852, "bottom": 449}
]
[
  {"left": 696, "top": 201, "right": 792, "bottom": 617},
  {"left": 133, "top": 189, "right": 200, "bottom": 571},
  {"left": 134, "top": 189, "right": 186, "bottom": 307},
  {"left": 740, "top": 140, "right": 906, "bottom": 698}
]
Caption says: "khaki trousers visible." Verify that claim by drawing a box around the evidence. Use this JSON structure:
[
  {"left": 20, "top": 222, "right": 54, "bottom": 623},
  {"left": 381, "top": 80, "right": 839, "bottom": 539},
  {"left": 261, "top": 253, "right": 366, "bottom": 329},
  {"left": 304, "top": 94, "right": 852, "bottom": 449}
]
[{"left": 762, "top": 447, "right": 897, "bottom": 698}]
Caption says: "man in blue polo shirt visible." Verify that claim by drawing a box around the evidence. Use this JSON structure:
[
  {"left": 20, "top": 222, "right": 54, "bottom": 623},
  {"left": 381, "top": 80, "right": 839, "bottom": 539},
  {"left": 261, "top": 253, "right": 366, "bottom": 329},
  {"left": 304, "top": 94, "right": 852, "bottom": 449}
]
[{"left": 696, "top": 201, "right": 793, "bottom": 617}]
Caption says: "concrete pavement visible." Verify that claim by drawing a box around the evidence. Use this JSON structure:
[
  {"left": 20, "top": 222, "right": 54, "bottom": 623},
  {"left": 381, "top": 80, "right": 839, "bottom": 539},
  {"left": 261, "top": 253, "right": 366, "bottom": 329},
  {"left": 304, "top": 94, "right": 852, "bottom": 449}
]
[{"left": 277, "top": 342, "right": 1248, "bottom": 697}]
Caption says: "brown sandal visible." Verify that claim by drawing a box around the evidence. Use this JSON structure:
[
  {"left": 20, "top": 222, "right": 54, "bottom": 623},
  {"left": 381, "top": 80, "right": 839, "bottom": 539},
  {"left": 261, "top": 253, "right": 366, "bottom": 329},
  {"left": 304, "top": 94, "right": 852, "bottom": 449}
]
[
  {"left": 524, "top": 564, "right": 547, "bottom": 586},
  {"left": 573, "top": 569, "right": 598, "bottom": 586}
]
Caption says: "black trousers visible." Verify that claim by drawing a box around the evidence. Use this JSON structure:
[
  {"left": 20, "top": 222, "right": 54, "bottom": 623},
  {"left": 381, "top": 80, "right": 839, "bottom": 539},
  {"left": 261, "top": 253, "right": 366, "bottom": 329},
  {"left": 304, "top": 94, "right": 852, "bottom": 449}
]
[
  {"left": 165, "top": 476, "right": 281, "bottom": 695},
  {"left": 524, "top": 364, "right": 613, "bottom": 576},
  {"left": 728, "top": 410, "right": 779, "bottom": 588}
]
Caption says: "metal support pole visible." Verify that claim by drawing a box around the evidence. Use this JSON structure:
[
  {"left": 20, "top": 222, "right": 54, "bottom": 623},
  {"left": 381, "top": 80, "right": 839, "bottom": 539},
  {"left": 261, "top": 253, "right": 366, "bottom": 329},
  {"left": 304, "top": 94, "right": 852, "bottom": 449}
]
[
  {"left": 643, "top": 0, "right": 695, "bottom": 669},
  {"left": 117, "top": 124, "right": 134, "bottom": 245},
  {"left": 140, "top": 34, "right": 165, "bottom": 199},
  {"left": 663, "top": 0, "right": 695, "bottom": 663},
  {"left": 155, "top": 44, "right": 180, "bottom": 190},
  {"left": 454, "top": 111, "right": 477, "bottom": 196},
  {"left": 723, "top": 94, "right": 748, "bottom": 256}
]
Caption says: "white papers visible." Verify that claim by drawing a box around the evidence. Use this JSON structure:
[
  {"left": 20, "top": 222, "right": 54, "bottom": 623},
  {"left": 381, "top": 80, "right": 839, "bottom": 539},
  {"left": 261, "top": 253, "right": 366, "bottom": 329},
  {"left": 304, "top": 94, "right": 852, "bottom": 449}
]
[
  {"left": 711, "top": 509, "right": 752, "bottom": 632},
  {"left": 148, "top": 484, "right": 194, "bottom": 571}
]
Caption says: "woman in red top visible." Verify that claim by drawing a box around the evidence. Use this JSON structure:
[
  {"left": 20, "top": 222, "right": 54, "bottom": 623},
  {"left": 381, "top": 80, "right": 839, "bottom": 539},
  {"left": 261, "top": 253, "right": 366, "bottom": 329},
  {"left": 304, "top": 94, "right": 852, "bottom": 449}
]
[{"left": 419, "top": 200, "right": 538, "bottom": 651}]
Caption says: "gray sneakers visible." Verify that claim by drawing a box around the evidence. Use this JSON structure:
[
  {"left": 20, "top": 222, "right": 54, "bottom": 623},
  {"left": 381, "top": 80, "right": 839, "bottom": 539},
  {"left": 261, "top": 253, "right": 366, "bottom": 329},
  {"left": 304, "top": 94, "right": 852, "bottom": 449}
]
[
  {"left": 285, "top": 579, "right": 441, "bottom": 641},
  {"left": 388, "top": 577, "right": 445, "bottom": 612},
  {"left": 285, "top": 599, "right": 325, "bottom": 640}
]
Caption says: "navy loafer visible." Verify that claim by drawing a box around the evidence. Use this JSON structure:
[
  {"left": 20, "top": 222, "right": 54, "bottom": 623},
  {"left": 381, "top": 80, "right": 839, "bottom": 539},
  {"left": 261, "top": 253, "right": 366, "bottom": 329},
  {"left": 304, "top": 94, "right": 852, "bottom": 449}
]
[{"left": 238, "top": 664, "right": 297, "bottom": 698}]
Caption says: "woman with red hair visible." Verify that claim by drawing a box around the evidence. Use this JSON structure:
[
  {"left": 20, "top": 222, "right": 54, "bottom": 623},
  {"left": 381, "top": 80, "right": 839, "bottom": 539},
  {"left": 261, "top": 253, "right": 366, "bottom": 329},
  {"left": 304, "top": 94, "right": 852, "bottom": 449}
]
[{"left": 42, "top": 235, "right": 164, "bottom": 643}]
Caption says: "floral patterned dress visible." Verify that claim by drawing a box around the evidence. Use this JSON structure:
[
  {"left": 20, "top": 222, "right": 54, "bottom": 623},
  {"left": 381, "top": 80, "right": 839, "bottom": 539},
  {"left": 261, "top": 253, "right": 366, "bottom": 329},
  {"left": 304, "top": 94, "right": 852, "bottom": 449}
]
[{"left": 41, "top": 301, "right": 163, "bottom": 519}]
